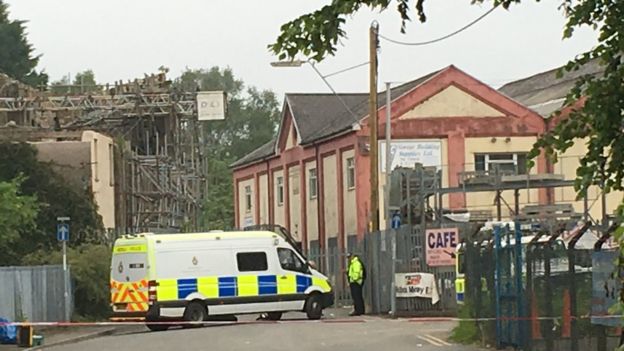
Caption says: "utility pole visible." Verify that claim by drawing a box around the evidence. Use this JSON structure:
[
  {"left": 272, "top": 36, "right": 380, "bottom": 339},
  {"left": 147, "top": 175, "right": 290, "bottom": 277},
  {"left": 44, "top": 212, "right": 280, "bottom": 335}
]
[{"left": 369, "top": 22, "right": 379, "bottom": 232}]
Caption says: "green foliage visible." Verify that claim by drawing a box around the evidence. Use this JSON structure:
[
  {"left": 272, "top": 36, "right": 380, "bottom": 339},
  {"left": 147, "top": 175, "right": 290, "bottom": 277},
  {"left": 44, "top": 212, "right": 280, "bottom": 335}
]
[
  {"left": 23, "top": 244, "right": 112, "bottom": 320},
  {"left": 50, "top": 69, "right": 100, "bottom": 95},
  {"left": 450, "top": 303, "right": 481, "bottom": 344},
  {"left": 174, "top": 67, "right": 280, "bottom": 230},
  {"left": 270, "top": 0, "right": 520, "bottom": 62},
  {"left": 0, "top": 143, "right": 104, "bottom": 264},
  {"left": 0, "top": 176, "right": 38, "bottom": 264},
  {"left": 0, "top": 0, "right": 48, "bottom": 85}
]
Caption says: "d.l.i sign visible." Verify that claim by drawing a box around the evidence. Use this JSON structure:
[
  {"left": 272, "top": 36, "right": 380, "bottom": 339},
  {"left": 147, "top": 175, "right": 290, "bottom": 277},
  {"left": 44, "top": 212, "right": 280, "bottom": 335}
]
[{"left": 425, "top": 228, "right": 458, "bottom": 267}]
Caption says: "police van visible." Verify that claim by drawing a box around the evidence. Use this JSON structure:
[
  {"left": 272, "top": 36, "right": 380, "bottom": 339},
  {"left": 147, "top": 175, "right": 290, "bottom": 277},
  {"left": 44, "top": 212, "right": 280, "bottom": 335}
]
[{"left": 110, "top": 231, "right": 333, "bottom": 331}]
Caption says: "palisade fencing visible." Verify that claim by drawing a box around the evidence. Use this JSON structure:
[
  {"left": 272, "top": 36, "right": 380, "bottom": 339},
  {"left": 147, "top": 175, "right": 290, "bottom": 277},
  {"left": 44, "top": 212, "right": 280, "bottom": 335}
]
[
  {"left": 359, "top": 225, "right": 459, "bottom": 315},
  {"left": 0, "top": 265, "right": 72, "bottom": 322},
  {"left": 309, "top": 225, "right": 461, "bottom": 315}
]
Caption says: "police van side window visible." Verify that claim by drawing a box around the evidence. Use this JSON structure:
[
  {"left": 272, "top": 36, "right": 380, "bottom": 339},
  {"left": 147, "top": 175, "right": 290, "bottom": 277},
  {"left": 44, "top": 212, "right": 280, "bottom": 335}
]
[
  {"left": 277, "top": 248, "right": 306, "bottom": 273},
  {"left": 237, "top": 252, "right": 268, "bottom": 272}
]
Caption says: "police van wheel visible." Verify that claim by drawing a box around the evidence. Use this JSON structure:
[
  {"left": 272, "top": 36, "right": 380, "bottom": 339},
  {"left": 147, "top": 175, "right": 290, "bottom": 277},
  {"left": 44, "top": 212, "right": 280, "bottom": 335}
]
[
  {"left": 146, "top": 322, "right": 169, "bottom": 332},
  {"left": 266, "top": 312, "right": 282, "bottom": 321},
  {"left": 305, "top": 295, "right": 323, "bottom": 320},
  {"left": 183, "top": 301, "right": 207, "bottom": 326}
]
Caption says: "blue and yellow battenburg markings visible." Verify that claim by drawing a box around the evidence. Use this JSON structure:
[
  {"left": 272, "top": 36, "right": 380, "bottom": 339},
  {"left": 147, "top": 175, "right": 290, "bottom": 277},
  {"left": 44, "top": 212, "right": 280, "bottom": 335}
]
[{"left": 156, "top": 274, "right": 328, "bottom": 301}]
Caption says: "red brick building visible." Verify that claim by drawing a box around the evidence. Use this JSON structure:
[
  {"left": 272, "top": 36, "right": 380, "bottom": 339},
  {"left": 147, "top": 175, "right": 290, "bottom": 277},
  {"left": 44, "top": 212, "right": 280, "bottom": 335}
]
[{"left": 231, "top": 64, "right": 616, "bottom": 253}]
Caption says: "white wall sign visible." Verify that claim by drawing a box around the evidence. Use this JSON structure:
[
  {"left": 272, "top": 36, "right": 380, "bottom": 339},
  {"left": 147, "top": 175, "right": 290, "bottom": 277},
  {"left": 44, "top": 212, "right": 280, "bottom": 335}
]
[
  {"left": 395, "top": 272, "right": 440, "bottom": 304},
  {"left": 243, "top": 215, "right": 254, "bottom": 228},
  {"left": 197, "top": 91, "right": 226, "bottom": 121},
  {"left": 425, "top": 228, "right": 459, "bottom": 267},
  {"left": 379, "top": 140, "right": 442, "bottom": 173}
]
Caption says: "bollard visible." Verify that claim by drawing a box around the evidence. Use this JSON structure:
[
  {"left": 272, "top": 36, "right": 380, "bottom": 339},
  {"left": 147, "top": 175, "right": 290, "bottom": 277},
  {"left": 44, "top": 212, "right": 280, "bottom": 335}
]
[
  {"left": 16, "top": 324, "right": 33, "bottom": 348},
  {"left": 530, "top": 290, "right": 542, "bottom": 340},
  {"left": 561, "top": 289, "right": 571, "bottom": 338}
]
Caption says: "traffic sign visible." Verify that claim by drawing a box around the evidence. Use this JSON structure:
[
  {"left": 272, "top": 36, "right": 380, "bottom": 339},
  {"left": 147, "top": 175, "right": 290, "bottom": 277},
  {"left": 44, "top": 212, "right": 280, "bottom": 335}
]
[
  {"left": 391, "top": 212, "right": 401, "bottom": 229},
  {"left": 57, "top": 223, "right": 70, "bottom": 241}
]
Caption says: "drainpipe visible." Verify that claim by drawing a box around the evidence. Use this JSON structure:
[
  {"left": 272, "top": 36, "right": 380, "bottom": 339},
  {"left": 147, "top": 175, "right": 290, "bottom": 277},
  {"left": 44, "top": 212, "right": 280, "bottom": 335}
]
[
  {"left": 266, "top": 159, "right": 271, "bottom": 224},
  {"left": 314, "top": 143, "right": 323, "bottom": 254},
  {"left": 544, "top": 118, "right": 554, "bottom": 204}
]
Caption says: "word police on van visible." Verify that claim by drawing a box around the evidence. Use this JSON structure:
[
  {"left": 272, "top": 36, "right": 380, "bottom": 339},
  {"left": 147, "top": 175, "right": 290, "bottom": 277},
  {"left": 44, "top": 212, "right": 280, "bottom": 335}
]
[{"left": 110, "top": 231, "right": 333, "bottom": 330}]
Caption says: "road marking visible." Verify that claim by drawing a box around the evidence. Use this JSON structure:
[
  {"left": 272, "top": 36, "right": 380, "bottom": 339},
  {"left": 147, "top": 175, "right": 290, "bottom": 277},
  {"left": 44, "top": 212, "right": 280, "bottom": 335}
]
[
  {"left": 417, "top": 335, "right": 444, "bottom": 347},
  {"left": 424, "top": 334, "right": 452, "bottom": 346}
]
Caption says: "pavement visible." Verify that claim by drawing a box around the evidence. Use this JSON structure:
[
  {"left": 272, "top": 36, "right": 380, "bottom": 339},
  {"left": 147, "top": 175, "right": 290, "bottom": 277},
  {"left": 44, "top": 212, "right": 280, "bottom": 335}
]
[{"left": 0, "top": 308, "right": 486, "bottom": 351}]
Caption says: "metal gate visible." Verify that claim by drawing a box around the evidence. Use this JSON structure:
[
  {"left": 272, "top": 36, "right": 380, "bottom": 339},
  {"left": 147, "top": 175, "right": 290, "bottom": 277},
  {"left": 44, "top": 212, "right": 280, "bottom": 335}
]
[{"left": 494, "top": 223, "right": 526, "bottom": 349}]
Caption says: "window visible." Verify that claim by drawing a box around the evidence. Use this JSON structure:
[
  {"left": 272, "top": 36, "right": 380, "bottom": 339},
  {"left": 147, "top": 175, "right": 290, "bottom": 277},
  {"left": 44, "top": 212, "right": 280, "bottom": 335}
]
[
  {"left": 237, "top": 252, "right": 268, "bottom": 272},
  {"left": 276, "top": 176, "right": 284, "bottom": 206},
  {"left": 277, "top": 248, "right": 307, "bottom": 273},
  {"left": 474, "top": 153, "right": 527, "bottom": 175},
  {"left": 245, "top": 185, "right": 252, "bottom": 213},
  {"left": 308, "top": 168, "right": 317, "bottom": 200},
  {"left": 346, "top": 157, "right": 355, "bottom": 189}
]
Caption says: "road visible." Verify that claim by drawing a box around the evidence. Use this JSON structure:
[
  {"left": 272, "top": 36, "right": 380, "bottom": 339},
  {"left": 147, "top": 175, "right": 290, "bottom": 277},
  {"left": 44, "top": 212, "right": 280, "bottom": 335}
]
[{"left": 43, "top": 313, "right": 484, "bottom": 351}]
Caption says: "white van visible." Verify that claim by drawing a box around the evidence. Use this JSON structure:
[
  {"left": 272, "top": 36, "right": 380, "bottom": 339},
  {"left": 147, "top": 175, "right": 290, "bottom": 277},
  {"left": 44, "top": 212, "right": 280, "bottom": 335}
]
[{"left": 110, "top": 231, "right": 333, "bottom": 331}]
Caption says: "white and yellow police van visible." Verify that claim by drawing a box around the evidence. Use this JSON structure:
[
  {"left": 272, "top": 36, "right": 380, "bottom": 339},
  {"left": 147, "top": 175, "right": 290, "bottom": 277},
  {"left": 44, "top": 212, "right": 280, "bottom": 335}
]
[{"left": 110, "top": 231, "right": 333, "bottom": 331}]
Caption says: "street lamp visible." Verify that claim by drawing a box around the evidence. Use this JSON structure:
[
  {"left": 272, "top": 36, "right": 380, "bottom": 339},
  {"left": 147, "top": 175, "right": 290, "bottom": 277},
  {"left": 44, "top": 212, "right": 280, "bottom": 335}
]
[
  {"left": 270, "top": 60, "right": 360, "bottom": 119},
  {"left": 270, "top": 60, "right": 307, "bottom": 68}
]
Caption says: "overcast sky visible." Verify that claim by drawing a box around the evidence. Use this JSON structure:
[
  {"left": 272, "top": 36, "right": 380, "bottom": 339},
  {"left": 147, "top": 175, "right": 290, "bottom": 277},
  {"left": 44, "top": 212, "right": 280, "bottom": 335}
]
[{"left": 6, "top": 0, "right": 598, "bottom": 97}]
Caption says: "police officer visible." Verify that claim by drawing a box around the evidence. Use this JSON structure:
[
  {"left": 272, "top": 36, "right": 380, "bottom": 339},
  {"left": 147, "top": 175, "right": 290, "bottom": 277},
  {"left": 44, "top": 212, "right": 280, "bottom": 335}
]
[{"left": 347, "top": 253, "right": 365, "bottom": 316}]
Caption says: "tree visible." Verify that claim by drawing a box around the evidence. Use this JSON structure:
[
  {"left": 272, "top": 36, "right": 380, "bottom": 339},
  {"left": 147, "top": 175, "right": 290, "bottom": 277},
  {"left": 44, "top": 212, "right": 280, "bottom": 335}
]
[
  {"left": 0, "top": 176, "right": 38, "bottom": 265},
  {"left": 0, "top": 143, "right": 104, "bottom": 263},
  {"left": 0, "top": 0, "right": 47, "bottom": 86},
  {"left": 50, "top": 69, "right": 99, "bottom": 95},
  {"left": 173, "top": 67, "right": 281, "bottom": 229},
  {"left": 271, "top": 0, "right": 624, "bottom": 215}
]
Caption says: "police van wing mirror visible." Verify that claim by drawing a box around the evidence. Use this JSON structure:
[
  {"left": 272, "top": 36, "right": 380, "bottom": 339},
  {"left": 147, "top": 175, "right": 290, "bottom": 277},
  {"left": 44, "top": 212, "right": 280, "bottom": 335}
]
[{"left": 308, "top": 260, "right": 317, "bottom": 270}]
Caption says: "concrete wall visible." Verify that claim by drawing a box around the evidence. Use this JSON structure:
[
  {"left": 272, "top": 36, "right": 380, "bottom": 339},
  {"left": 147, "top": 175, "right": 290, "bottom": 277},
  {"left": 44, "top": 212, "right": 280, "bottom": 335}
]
[
  {"left": 33, "top": 141, "right": 91, "bottom": 191},
  {"left": 305, "top": 161, "right": 319, "bottom": 243},
  {"left": 259, "top": 174, "right": 269, "bottom": 224},
  {"left": 237, "top": 178, "right": 255, "bottom": 227},
  {"left": 273, "top": 169, "right": 285, "bottom": 227},
  {"left": 464, "top": 136, "right": 539, "bottom": 217},
  {"left": 342, "top": 150, "right": 357, "bottom": 235},
  {"left": 81, "top": 131, "right": 115, "bottom": 229},
  {"left": 323, "top": 155, "right": 338, "bottom": 243},
  {"left": 288, "top": 165, "right": 302, "bottom": 239}
]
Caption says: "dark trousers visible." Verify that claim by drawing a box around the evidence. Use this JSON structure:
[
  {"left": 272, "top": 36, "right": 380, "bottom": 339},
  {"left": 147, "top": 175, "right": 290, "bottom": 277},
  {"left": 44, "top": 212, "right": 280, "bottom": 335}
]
[{"left": 350, "top": 282, "right": 365, "bottom": 315}]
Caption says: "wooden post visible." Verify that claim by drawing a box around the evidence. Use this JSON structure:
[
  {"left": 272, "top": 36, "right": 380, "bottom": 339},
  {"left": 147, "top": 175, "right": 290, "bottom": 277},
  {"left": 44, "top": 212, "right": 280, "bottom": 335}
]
[{"left": 369, "top": 22, "right": 379, "bottom": 232}]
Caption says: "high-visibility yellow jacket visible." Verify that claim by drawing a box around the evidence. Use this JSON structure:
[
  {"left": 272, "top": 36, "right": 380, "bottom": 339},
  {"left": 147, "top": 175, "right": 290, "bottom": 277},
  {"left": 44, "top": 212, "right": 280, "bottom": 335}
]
[{"left": 348, "top": 256, "right": 364, "bottom": 285}]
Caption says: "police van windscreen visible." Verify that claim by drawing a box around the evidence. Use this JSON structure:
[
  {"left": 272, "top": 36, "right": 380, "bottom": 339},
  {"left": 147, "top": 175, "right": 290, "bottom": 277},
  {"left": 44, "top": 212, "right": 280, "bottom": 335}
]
[{"left": 111, "top": 253, "right": 147, "bottom": 282}]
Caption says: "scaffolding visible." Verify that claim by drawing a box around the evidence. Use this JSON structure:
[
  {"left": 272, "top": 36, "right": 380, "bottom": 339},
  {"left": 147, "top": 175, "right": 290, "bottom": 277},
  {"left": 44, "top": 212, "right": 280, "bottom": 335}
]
[
  {"left": 0, "top": 73, "right": 206, "bottom": 234},
  {"left": 387, "top": 164, "right": 610, "bottom": 227}
]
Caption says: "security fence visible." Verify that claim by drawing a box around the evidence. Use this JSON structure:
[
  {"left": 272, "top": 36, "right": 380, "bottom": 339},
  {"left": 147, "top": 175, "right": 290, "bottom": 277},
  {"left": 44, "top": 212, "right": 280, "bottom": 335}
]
[
  {"left": 460, "top": 221, "right": 623, "bottom": 351},
  {"left": 309, "top": 224, "right": 465, "bottom": 316},
  {"left": 0, "top": 265, "right": 72, "bottom": 322}
]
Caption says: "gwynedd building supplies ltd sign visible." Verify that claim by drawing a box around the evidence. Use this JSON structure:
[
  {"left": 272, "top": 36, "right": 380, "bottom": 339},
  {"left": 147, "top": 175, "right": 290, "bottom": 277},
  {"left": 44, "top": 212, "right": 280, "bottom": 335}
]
[{"left": 379, "top": 140, "right": 442, "bottom": 173}]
